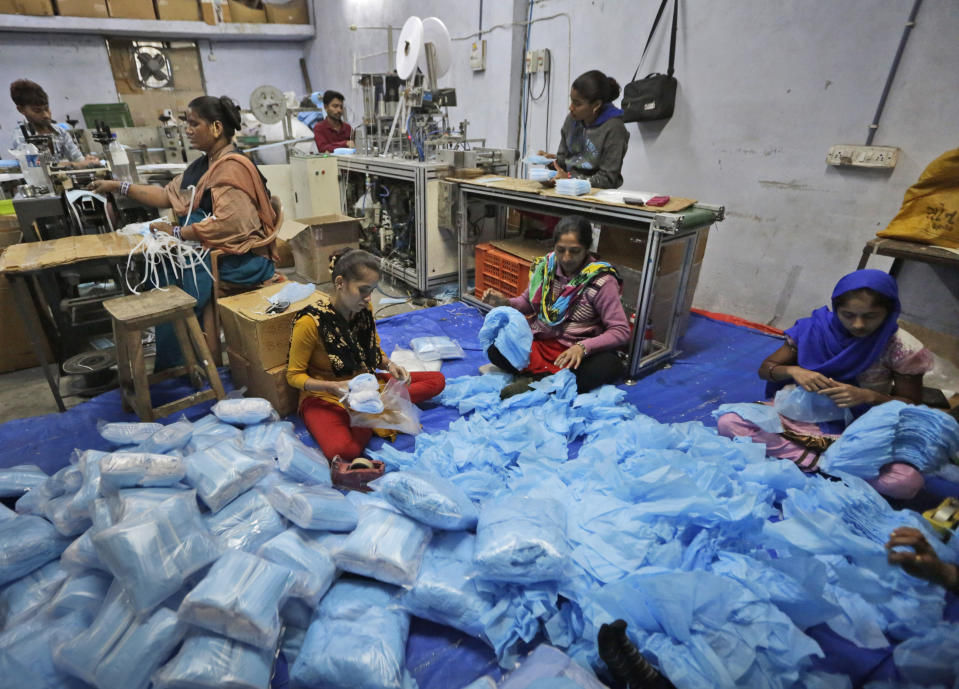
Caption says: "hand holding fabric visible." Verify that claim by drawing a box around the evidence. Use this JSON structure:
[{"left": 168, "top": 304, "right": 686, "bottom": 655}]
[
  {"left": 790, "top": 367, "right": 834, "bottom": 392},
  {"left": 387, "top": 360, "right": 411, "bottom": 384},
  {"left": 820, "top": 382, "right": 877, "bottom": 408},
  {"left": 886, "top": 527, "right": 959, "bottom": 590}
]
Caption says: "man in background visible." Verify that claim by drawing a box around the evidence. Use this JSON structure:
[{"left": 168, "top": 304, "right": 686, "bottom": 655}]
[
  {"left": 312, "top": 89, "right": 353, "bottom": 153},
  {"left": 9, "top": 79, "right": 98, "bottom": 166}
]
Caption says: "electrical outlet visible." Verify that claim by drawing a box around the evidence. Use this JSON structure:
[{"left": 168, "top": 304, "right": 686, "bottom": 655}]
[
  {"left": 469, "top": 39, "right": 486, "bottom": 71},
  {"left": 535, "top": 49, "right": 550, "bottom": 74},
  {"left": 826, "top": 144, "right": 899, "bottom": 169},
  {"left": 525, "top": 50, "right": 536, "bottom": 74}
]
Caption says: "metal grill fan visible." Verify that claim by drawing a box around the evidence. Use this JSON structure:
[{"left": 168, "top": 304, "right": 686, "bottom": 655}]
[{"left": 133, "top": 46, "right": 174, "bottom": 89}]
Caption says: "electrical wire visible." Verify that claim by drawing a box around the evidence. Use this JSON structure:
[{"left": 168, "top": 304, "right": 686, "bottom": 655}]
[{"left": 374, "top": 298, "right": 412, "bottom": 318}]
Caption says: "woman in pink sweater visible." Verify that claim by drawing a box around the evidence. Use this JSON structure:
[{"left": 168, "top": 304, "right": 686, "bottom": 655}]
[{"left": 484, "top": 215, "right": 631, "bottom": 397}]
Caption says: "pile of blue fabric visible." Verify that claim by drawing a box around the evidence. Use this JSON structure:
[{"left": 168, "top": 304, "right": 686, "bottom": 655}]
[
  {"left": 1, "top": 371, "right": 957, "bottom": 689},
  {"left": 820, "top": 401, "right": 959, "bottom": 478}
]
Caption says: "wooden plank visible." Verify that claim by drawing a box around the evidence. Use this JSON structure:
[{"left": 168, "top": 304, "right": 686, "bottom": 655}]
[
  {"left": 185, "top": 313, "right": 226, "bottom": 400},
  {"left": 153, "top": 389, "right": 218, "bottom": 419},
  {"left": 863, "top": 238, "right": 959, "bottom": 266},
  {"left": 103, "top": 286, "right": 195, "bottom": 325}
]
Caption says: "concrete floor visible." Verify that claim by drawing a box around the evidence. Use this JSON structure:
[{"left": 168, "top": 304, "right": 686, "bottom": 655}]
[{"left": 0, "top": 273, "right": 431, "bottom": 426}]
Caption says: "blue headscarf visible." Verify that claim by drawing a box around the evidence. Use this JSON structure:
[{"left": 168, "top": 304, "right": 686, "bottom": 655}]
[{"left": 784, "top": 269, "right": 901, "bottom": 383}]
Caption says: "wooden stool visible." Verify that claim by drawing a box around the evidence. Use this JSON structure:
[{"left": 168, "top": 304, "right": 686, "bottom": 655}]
[{"left": 104, "top": 286, "right": 226, "bottom": 421}]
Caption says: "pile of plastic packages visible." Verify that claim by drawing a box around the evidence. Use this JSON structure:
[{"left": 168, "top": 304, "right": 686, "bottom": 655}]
[{"left": 2, "top": 372, "right": 959, "bottom": 689}]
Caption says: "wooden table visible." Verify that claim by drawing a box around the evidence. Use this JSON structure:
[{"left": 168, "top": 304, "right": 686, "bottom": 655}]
[
  {"left": 0, "top": 232, "right": 142, "bottom": 411},
  {"left": 856, "top": 237, "right": 959, "bottom": 274}
]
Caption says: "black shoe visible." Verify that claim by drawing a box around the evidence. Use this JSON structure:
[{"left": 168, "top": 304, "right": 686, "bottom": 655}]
[
  {"left": 598, "top": 619, "right": 672, "bottom": 689},
  {"left": 499, "top": 375, "right": 536, "bottom": 399}
]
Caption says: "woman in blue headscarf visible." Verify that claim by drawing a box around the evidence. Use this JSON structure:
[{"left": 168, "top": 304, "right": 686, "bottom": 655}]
[{"left": 717, "top": 269, "right": 933, "bottom": 499}]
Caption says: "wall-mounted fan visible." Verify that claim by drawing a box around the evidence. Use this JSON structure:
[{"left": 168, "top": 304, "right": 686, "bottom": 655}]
[{"left": 133, "top": 45, "right": 174, "bottom": 89}]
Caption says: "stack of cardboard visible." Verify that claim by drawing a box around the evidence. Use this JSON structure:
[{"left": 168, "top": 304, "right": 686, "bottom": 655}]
[
  {"left": 0, "top": 0, "right": 54, "bottom": 14},
  {"left": 218, "top": 282, "right": 325, "bottom": 417},
  {"left": 225, "top": 0, "right": 263, "bottom": 23},
  {"left": 264, "top": 0, "right": 307, "bottom": 23},
  {"left": 55, "top": 0, "right": 108, "bottom": 17},
  {"left": 105, "top": 0, "right": 155, "bottom": 19},
  {"left": 155, "top": 0, "right": 200, "bottom": 21},
  {"left": 0, "top": 217, "right": 52, "bottom": 373},
  {"left": 280, "top": 215, "right": 360, "bottom": 284}
]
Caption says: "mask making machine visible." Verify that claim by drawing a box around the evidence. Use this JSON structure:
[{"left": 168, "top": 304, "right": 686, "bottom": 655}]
[{"left": 338, "top": 16, "right": 517, "bottom": 293}]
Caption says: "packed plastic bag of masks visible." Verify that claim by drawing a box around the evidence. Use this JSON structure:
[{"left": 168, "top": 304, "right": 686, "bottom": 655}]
[{"left": 3, "top": 380, "right": 959, "bottom": 689}]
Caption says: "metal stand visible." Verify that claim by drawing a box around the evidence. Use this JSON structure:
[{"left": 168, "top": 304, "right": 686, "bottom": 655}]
[{"left": 455, "top": 181, "right": 723, "bottom": 380}]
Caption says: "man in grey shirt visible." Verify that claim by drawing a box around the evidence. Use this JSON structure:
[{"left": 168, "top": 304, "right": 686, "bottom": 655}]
[{"left": 9, "top": 78, "right": 99, "bottom": 167}]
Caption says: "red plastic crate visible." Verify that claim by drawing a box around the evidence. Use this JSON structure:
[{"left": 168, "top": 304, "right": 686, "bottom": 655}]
[{"left": 474, "top": 243, "right": 533, "bottom": 299}]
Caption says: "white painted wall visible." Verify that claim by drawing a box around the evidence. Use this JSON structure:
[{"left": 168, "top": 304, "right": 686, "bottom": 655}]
[
  {"left": 0, "top": 32, "right": 117, "bottom": 148},
  {"left": 200, "top": 39, "right": 308, "bottom": 105},
  {"left": 520, "top": 0, "right": 959, "bottom": 328}
]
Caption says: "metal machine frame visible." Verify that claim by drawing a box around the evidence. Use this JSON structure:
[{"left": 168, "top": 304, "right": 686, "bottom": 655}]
[
  {"left": 336, "top": 154, "right": 455, "bottom": 292},
  {"left": 455, "top": 182, "right": 724, "bottom": 381}
]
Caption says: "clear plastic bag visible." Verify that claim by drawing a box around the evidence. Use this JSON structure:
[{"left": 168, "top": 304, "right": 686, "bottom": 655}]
[
  {"left": 266, "top": 481, "right": 358, "bottom": 531},
  {"left": 97, "top": 420, "right": 163, "bottom": 446},
  {"left": 93, "top": 606, "right": 183, "bottom": 689},
  {"left": 334, "top": 502, "right": 432, "bottom": 586},
  {"left": 99, "top": 451, "right": 186, "bottom": 489},
  {"left": 134, "top": 419, "right": 194, "bottom": 454},
  {"left": 14, "top": 465, "right": 76, "bottom": 516},
  {"left": 48, "top": 570, "right": 112, "bottom": 618},
  {"left": 185, "top": 415, "right": 243, "bottom": 454},
  {"left": 54, "top": 581, "right": 135, "bottom": 685},
  {"left": 44, "top": 493, "right": 91, "bottom": 537},
  {"left": 184, "top": 441, "right": 274, "bottom": 512},
  {"left": 398, "top": 531, "right": 496, "bottom": 638},
  {"left": 68, "top": 450, "right": 107, "bottom": 521},
  {"left": 106, "top": 486, "right": 188, "bottom": 522},
  {"left": 390, "top": 346, "right": 442, "bottom": 373},
  {"left": 91, "top": 491, "right": 222, "bottom": 613},
  {"left": 0, "top": 464, "right": 48, "bottom": 498},
  {"left": 0, "top": 560, "right": 67, "bottom": 629},
  {"left": 497, "top": 645, "right": 611, "bottom": 689},
  {"left": 153, "top": 631, "right": 276, "bottom": 689},
  {"left": 257, "top": 529, "right": 337, "bottom": 606},
  {"left": 773, "top": 385, "right": 848, "bottom": 424},
  {"left": 348, "top": 377, "right": 422, "bottom": 436},
  {"left": 473, "top": 496, "right": 569, "bottom": 584},
  {"left": 410, "top": 335, "right": 465, "bottom": 361},
  {"left": 347, "top": 373, "right": 385, "bottom": 413},
  {"left": 289, "top": 579, "right": 412, "bottom": 689},
  {"left": 178, "top": 550, "right": 294, "bottom": 647},
  {"left": 275, "top": 432, "right": 332, "bottom": 486},
  {"left": 0, "top": 609, "right": 91, "bottom": 689},
  {"left": 0, "top": 514, "right": 72, "bottom": 586},
  {"left": 205, "top": 488, "right": 286, "bottom": 552},
  {"left": 212, "top": 397, "right": 277, "bottom": 426},
  {"left": 242, "top": 421, "right": 295, "bottom": 455},
  {"left": 370, "top": 470, "right": 478, "bottom": 530}
]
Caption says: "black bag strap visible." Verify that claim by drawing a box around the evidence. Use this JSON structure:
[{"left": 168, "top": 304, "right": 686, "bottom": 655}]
[{"left": 631, "top": 0, "right": 678, "bottom": 81}]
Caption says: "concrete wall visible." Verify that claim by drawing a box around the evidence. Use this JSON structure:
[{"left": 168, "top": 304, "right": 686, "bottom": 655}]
[
  {"left": 518, "top": 0, "right": 959, "bottom": 328},
  {"left": 199, "top": 39, "right": 307, "bottom": 104},
  {"left": 0, "top": 32, "right": 116, "bottom": 146}
]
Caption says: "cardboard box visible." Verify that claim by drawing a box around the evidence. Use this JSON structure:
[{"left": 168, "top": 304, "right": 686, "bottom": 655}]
[
  {"left": 218, "top": 281, "right": 327, "bottom": 371},
  {"left": 0, "top": 0, "right": 54, "bottom": 14},
  {"left": 200, "top": 0, "right": 227, "bottom": 23},
  {"left": 106, "top": 0, "right": 155, "bottom": 18},
  {"left": 597, "top": 227, "right": 709, "bottom": 274},
  {"left": 264, "top": 0, "right": 306, "bottom": 24},
  {"left": 226, "top": 0, "right": 263, "bottom": 23},
  {"left": 55, "top": 0, "right": 108, "bottom": 17},
  {"left": 280, "top": 214, "right": 360, "bottom": 284},
  {"left": 154, "top": 0, "right": 199, "bottom": 20},
  {"left": 227, "top": 347, "right": 299, "bottom": 417},
  {"left": 0, "top": 222, "right": 52, "bottom": 374}
]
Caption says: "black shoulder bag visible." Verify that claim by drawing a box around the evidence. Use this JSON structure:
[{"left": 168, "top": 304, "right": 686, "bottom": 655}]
[{"left": 621, "top": 0, "right": 678, "bottom": 123}]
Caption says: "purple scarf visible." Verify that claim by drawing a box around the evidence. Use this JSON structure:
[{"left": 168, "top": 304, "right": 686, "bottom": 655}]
[{"left": 785, "top": 269, "right": 901, "bottom": 383}]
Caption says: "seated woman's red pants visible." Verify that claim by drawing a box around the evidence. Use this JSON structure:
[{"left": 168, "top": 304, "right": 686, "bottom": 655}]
[{"left": 300, "top": 372, "right": 446, "bottom": 461}]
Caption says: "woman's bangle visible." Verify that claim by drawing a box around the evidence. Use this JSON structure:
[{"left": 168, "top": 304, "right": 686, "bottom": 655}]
[
  {"left": 119, "top": 181, "right": 130, "bottom": 196},
  {"left": 578, "top": 342, "right": 588, "bottom": 356},
  {"left": 173, "top": 226, "right": 181, "bottom": 240}
]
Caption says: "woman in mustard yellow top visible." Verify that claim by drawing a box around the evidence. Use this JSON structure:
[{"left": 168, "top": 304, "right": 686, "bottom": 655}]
[{"left": 286, "top": 249, "right": 445, "bottom": 461}]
